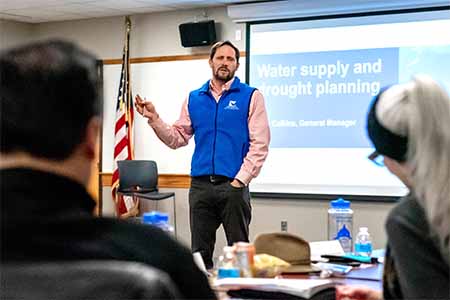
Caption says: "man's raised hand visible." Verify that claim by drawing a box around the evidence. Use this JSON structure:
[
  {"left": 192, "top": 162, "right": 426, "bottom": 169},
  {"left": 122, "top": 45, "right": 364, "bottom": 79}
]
[{"left": 135, "top": 94, "right": 159, "bottom": 122}]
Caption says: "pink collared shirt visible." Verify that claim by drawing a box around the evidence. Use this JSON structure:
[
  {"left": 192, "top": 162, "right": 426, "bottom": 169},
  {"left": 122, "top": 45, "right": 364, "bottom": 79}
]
[{"left": 149, "top": 77, "right": 270, "bottom": 185}]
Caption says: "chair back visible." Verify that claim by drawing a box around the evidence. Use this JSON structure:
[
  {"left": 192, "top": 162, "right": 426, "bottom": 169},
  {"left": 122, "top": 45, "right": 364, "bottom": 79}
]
[
  {"left": 118, "top": 160, "right": 158, "bottom": 193},
  {"left": 1, "top": 260, "right": 181, "bottom": 300}
]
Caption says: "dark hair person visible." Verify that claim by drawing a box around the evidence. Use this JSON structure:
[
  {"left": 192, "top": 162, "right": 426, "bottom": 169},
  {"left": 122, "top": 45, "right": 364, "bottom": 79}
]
[{"left": 0, "top": 39, "right": 216, "bottom": 299}]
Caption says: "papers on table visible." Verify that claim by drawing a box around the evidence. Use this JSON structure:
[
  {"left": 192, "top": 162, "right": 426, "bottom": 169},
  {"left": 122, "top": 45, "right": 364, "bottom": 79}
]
[
  {"left": 309, "top": 240, "right": 345, "bottom": 262},
  {"left": 213, "top": 277, "right": 335, "bottom": 299}
]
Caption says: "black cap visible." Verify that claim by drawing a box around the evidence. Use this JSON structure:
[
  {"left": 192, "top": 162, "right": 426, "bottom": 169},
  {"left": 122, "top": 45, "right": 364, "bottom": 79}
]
[{"left": 366, "top": 88, "right": 408, "bottom": 162}]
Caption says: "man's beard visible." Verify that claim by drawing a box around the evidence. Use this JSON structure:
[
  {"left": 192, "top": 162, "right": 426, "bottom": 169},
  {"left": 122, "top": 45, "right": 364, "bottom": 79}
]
[{"left": 215, "top": 67, "right": 235, "bottom": 82}]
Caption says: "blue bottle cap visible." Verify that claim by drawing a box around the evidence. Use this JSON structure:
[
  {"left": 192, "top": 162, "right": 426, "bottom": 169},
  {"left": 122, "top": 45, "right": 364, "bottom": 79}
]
[
  {"left": 143, "top": 211, "right": 169, "bottom": 224},
  {"left": 330, "top": 197, "right": 350, "bottom": 209}
]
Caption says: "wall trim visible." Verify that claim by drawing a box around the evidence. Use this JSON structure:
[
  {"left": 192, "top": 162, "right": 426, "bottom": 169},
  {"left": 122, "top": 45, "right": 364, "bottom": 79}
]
[
  {"left": 103, "top": 51, "right": 246, "bottom": 65},
  {"left": 100, "top": 173, "right": 191, "bottom": 188}
]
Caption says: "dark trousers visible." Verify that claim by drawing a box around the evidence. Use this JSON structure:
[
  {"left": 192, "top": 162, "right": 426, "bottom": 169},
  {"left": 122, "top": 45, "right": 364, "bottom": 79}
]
[{"left": 189, "top": 177, "right": 251, "bottom": 270}]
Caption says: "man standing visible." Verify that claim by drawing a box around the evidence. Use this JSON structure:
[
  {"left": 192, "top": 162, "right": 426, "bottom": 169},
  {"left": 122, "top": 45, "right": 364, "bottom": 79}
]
[
  {"left": 135, "top": 40, "right": 270, "bottom": 269},
  {"left": 0, "top": 40, "right": 215, "bottom": 299}
]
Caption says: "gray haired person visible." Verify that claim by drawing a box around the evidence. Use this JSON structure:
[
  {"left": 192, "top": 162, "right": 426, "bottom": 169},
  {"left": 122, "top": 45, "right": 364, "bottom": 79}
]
[{"left": 337, "top": 75, "right": 450, "bottom": 300}]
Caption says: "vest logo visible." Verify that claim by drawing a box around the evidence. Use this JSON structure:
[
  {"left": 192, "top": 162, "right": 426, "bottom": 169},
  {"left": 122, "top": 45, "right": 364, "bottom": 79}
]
[{"left": 224, "top": 100, "right": 239, "bottom": 110}]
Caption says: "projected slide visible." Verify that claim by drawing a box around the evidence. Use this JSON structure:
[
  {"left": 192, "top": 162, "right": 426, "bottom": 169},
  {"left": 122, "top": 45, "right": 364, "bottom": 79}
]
[
  {"left": 248, "top": 10, "right": 450, "bottom": 197},
  {"left": 252, "top": 48, "right": 398, "bottom": 148}
]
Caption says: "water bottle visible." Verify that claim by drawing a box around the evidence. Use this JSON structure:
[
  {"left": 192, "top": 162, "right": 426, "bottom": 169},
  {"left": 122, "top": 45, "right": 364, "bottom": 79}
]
[
  {"left": 217, "top": 246, "right": 240, "bottom": 279},
  {"left": 328, "top": 198, "right": 353, "bottom": 253},
  {"left": 354, "top": 227, "right": 373, "bottom": 257},
  {"left": 142, "top": 211, "right": 174, "bottom": 234}
]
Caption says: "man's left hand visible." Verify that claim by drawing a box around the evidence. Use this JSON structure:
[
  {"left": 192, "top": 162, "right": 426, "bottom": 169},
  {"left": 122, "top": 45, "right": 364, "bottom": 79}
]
[{"left": 230, "top": 179, "right": 245, "bottom": 188}]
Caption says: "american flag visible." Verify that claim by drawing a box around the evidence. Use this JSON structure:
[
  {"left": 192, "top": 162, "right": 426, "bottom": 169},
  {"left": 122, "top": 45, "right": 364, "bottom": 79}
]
[{"left": 111, "top": 17, "right": 136, "bottom": 217}]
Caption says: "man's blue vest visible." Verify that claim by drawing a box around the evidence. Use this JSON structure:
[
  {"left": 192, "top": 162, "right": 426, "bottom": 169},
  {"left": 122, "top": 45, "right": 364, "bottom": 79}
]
[{"left": 188, "top": 77, "right": 256, "bottom": 178}]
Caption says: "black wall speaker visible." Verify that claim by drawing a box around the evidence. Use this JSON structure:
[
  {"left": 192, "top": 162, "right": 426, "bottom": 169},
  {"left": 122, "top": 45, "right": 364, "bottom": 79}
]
[{"left": 179, "top": 20, "right": 217, "bottom": 47}]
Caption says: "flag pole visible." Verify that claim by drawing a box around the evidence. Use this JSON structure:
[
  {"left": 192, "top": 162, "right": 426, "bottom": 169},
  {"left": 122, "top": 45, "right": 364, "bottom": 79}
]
[
  {"left": 112, "top": 16, "right": 137, "bottom": 218},
  {"left": 125, "top": 16, "right": 134, "bottom": 159}
]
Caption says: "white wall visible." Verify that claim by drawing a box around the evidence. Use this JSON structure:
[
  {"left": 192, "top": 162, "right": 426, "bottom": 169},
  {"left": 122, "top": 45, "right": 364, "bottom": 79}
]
[
  {"left": 34, "top": 7, "right": 245, "bottom": 59},
  {"left": 102, "top": 185, "right": 393, "bottom": 255},
  {"left": 2, "top": 6, "right": 394, "bottom": 260},
  {"left": 0, "top": 20, "right": 35, "bottom": 50}
]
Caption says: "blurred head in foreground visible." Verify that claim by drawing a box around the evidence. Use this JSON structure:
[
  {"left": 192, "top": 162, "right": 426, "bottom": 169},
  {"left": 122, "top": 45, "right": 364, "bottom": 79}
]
[{"left": 0, "top": 39, "right": 101, "bottom": 187}]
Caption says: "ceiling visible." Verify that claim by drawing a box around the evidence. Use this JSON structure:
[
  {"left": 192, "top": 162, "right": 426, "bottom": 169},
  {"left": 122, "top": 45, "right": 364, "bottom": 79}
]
[{"left": 0, "top": 0, "right": 269, "bottom": 23}]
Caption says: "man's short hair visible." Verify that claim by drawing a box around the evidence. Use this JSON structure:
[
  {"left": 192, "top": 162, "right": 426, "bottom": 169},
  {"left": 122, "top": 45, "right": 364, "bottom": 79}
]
[
  {"left": 209, "top": 40, "right": 240, "bottom": 63},
  {"left": 0, "top": 39, "right": 100, "bottom": 160}
]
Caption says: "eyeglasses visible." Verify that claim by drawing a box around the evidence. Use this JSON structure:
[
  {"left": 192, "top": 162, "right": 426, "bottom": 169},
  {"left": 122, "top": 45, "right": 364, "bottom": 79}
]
[{"left": 368, "top": 151, "right": 384, "bottom": 167}]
